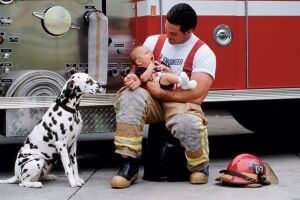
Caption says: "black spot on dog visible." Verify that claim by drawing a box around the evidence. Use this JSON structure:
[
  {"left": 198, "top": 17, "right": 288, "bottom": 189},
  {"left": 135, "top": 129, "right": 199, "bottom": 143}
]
[
  {"left": 25, "top": 138, "right": 30, "bottom": 144},
  {"left": 53, "top": 104, "right": 59, "bottom": 112},
  {"left": 48, "top": 143, "right": 55, "bottom": 148},
  {"left": 57, "top": 111, "right": 62, "bottom": 117},
  {"left": 37, "top": 119, "right": 42, "bottom": 125},
  {"left": 41, "top": 152, "right": 50, "bottom": 159},
  {"left": 23, "top": 168, "right": 28, "bottom": 173},
  {"left": 49, "top": 112, "right": 52, "bottom": 117},
  {"left": 72, "top": 135, "right": 75, "bottom": 140},
  {"left": 70, "top": 125, "right": 73, "bottom": 132},
  {"left": 18, "top": 153, "right": 24, "bottom": 159},
  {"left": 51, "top": 117, "right": 57, "bottom": 125},
  {"left": 47, "top": 131, "right": 53, "bottom": 140},
  {"left": 43, "top": 122, "right": 51, "bottom": 133},
  {"left": 43, "top": 136, "right": 49, "bottom": 142},
  {"left": 68, "top": 144, "right": 73, "bottom": 153},
  {"left": 86, "top": 79, "right": 94, "bottom": 85},
  {"left": 43, "top": 122, "right": 56, "bottom": 141},
  {"left": 59, "top": 148, "right": 62, "bottom": 151},
  {"left": 70, "top": 154, "right": 75, "bottom": 164},
  {"left": 60, "top": 123, "right": 66, "bottom": 134},
  {"left": 68, "top": 117, "right": 72, "bottom": 121},
  {"left": 63, "top": 144, "right": 66, "bottom": 147},
  {"left": 49, "top": 123, "right": 52, "bottom": 127},
  {"left": 24, "top": 174, "right": 30, "bottom": 179},
  {"left": 74, "top": 86, "right": 82, "bottom": 93},
  {"left": 53, "top": 153, "right": 59, "bottom": 160},
  {"left": 18, "top": 158, "right": 29, "bottom": 167},
  {"left": 30, "top": 143, "right": 38, "bottom": 149},
  {"left": 52, "top": 131, "right": 58, "bottom": 141}
]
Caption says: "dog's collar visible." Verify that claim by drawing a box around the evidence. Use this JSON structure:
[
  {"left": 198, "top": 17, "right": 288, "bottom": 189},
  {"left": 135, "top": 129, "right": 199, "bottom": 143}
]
[{"left": 55, "top": 99, "right": 76, "bottom": 114}]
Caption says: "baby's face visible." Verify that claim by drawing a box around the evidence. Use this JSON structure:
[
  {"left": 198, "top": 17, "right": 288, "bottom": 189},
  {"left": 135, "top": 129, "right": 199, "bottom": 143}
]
[{"left": 137, "top": 46, "right": 154, "bottom": 67}]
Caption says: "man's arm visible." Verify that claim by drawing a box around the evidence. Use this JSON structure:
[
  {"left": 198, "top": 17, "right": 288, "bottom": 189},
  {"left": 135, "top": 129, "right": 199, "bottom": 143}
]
[{"left": 146, "top": 72, "right": 213, "bottom": 104}]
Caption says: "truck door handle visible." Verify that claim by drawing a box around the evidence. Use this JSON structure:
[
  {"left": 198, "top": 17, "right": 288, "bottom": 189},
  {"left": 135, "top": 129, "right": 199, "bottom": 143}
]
[{"left": 213, "top": 24, "right": 232, "bottom": 47}]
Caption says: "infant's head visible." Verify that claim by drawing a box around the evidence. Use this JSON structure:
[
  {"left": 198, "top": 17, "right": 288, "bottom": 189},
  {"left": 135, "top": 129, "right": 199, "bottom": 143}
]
[{"left": 130, "top": 46, "right": 154, "bottom": 67}]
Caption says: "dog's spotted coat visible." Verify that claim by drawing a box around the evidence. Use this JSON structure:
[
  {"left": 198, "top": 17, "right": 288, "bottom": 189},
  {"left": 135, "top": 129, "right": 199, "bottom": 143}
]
[{"left": 0, "top": 73, "right": 105, "bottom": 188}]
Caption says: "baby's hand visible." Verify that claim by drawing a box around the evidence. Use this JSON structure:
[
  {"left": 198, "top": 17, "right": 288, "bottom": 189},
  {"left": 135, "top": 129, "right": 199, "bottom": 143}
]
[
  {"left": 147, "top": 62, "right": 156, "bottom": 70},
  {"left": 159, "top": 64, "right": 172, "bottom": 73}
]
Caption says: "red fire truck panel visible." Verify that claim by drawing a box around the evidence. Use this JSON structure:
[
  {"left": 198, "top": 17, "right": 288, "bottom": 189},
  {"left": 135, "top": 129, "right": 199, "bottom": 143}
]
[{"left": 134, "top": 0, "right": 300, "bottom": 90}]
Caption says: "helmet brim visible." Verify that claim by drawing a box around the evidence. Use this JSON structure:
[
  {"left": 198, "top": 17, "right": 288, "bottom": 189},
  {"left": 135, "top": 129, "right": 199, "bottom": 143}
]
[{"left": 216, "top": 174, "right": 263, "bottom": 188}]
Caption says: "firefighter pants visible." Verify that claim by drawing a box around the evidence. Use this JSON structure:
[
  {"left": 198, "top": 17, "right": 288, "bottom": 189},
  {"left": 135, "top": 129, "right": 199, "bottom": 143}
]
[{"left": 114, "top": 87, "right": 209, "bottom": 172}]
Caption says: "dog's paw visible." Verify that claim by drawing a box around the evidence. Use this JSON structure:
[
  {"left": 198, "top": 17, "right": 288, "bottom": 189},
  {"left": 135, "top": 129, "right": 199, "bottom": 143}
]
[
  {"left": 19, "top": 181, "right": 43, "bottom": 188},
  {"left": 69, "top": 179, "right": 83, "bottom": 187},
  {"left": 76, "top": 178, "right": 85, "bottom": 185}
]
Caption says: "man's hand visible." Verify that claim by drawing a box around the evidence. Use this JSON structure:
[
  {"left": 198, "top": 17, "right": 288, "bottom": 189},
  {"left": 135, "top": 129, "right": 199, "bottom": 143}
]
[
  {"left": 124, "top": 73, "right": 141, "bottom": 90},
  {"left": 146, "top": 81, "right": 165, "bottom": 98}
]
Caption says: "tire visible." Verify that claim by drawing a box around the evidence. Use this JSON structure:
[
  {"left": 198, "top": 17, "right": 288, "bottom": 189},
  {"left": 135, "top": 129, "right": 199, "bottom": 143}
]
[{"left": 229, "top": 100, "right": 300, "bottom": 134}]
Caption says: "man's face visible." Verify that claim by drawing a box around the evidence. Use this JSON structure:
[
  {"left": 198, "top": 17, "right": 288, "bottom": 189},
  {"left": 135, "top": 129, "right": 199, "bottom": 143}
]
[{"left": 165, "top": 20, "right": 191, "bottom": 44}]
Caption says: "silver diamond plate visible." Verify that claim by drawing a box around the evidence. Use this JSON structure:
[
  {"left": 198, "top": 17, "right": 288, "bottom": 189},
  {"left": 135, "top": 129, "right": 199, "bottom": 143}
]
[
  {"left": 80, "top": 106, "right": 116, "bottom": 133},
  {"left": 1, "top": 106, "right": 116, "bottom": 137}
]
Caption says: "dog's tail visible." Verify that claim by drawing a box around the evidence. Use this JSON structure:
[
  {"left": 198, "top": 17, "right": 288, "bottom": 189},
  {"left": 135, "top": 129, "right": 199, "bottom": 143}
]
[{"left": 0, "top": 176, "right": 19, "bottom": 184}]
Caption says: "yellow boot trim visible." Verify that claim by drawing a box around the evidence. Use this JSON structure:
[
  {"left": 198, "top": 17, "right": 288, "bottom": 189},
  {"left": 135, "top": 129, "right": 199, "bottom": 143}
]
[
  {"left": 185, "top": 153, "right": 208, "bottom": 168},
  {"left": 114, "top": 136, "right": 142, "bottom": 151}
]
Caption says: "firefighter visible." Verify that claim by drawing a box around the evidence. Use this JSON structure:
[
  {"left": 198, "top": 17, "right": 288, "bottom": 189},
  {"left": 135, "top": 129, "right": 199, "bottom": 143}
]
[{"left": 111, "top": 3, "right": 216, "bottom": 188}]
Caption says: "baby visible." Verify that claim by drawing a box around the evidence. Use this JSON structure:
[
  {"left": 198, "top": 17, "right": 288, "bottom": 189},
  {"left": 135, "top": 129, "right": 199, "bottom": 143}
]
[{"left": 129, "top": 45, "right": 197, "bottom": 90}]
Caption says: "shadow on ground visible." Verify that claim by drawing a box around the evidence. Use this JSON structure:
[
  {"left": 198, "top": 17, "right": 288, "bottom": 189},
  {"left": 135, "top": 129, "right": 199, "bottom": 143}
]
[{"left": 0, "top": 133, "right": 299, "bottom": 172}]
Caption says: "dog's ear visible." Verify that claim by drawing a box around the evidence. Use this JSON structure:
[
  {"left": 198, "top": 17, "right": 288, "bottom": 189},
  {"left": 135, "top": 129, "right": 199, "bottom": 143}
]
[{"left": 67, "top": 80, "right": 75, "bottom": 90}]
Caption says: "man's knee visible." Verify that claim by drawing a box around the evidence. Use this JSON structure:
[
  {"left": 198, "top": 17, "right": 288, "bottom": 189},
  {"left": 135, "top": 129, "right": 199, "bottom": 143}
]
[
  {"left": 166, "top": 113, "right": 206, "bottom": 151},
  {"left": 115, "top": 87, "right": 150, "bottom": 124}
]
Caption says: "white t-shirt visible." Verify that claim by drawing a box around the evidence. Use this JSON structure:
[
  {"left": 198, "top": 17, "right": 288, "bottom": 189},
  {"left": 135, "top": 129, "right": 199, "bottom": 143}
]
[{"left": 143, "top": 34, "right": 216, "bottom": 79}]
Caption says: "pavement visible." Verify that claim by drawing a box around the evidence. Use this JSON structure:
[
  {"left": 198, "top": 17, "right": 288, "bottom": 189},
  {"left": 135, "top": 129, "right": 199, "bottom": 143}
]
[
  {"left": 1, "top": 154, "right": 300, "bottom": 200},
  {"left": 1, "top": 112, "right": 300, "bottom": 200}
]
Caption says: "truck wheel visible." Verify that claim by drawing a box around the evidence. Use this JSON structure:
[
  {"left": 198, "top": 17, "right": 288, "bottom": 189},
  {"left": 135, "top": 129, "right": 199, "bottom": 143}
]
[{"left": 229, "top": 100, "right": 299, "bottom": 134}]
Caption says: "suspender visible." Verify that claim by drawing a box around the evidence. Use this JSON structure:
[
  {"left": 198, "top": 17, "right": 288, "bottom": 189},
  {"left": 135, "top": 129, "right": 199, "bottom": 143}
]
[
  {"left": 183, "top": 39, "right": 204, "bottom": 77},
  {"left": 153, "top": 34, "right": 167, "bottom": 61},
  {"left": 153, "top": 34, "right": 204, "bottom": 77}
]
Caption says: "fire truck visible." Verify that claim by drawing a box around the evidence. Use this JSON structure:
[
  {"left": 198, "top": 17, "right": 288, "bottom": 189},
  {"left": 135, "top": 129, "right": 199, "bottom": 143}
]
[{"left": 0, "top": 0, "right": 299, "bottom": 137}]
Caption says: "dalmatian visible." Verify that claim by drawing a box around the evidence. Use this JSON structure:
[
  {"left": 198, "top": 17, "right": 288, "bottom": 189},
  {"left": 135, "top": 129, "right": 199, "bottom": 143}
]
[{"left": 0, "top": 72, "right": 106, "bottom": 188}]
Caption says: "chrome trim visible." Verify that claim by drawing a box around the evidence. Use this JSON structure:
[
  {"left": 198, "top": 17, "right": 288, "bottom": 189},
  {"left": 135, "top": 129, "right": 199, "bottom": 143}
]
[
  {"left": 0, "top": 94, "right": 116, "bottom": 109},
  {"left": 0, "top": 0, "right": 13, "bottom": 5}
]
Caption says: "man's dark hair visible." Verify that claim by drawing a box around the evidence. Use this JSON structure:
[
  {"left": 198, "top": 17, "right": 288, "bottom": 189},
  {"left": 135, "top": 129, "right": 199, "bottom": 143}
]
[{"left": 166, "top": 3, "right": 197, "bottom": 33}]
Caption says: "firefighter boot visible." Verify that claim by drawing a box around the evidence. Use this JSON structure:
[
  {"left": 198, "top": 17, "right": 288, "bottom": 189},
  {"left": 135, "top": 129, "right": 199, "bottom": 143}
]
[
  {"left": 190, "top": 166, "right": 209, "bottom": 184},
  {"left": 111, "top": 157, "right": 139, "bottom": 188}
]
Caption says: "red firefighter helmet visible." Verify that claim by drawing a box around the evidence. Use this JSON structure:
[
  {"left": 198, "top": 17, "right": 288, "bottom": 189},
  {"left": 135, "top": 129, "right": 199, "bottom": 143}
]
[{"left": 216, "top": 153, "right": 271, "bottom": 187}]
